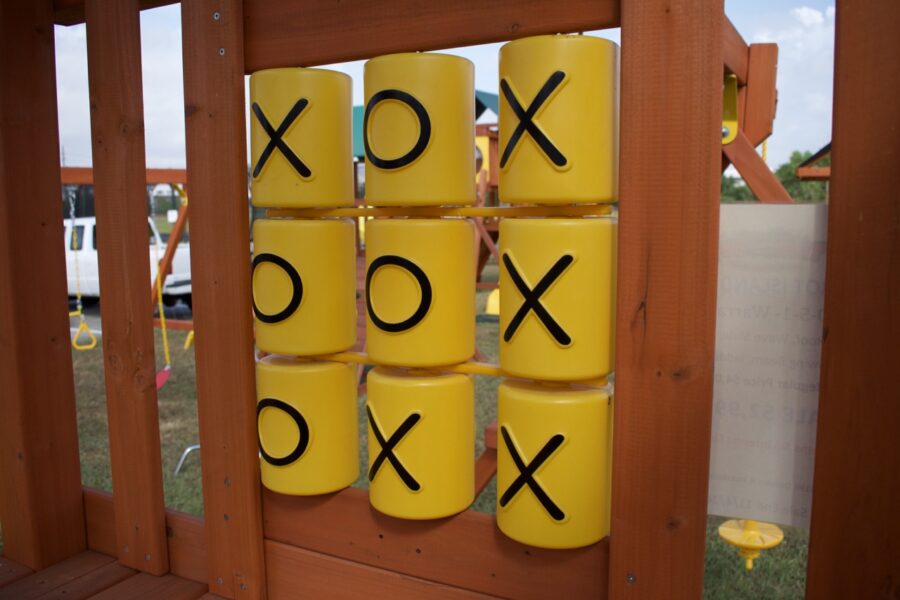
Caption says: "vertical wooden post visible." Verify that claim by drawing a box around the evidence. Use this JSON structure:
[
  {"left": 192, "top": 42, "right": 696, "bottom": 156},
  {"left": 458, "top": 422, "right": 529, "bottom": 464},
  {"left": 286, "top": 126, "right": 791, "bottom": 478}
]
[
  {"left": 806, "top": 2, "right": 900, "bottom": 598},
  {"left": 609, "top": 0, "right": 723, "bottom": 598},
  {"left": 182, "top": 2, "right": 267, "bottom": 598},
  {"left": 0, "top": 0, "right": 86, "bottom": 570},
  {"left": 84, "top": 0, "right": 169, "bottom": 575}
]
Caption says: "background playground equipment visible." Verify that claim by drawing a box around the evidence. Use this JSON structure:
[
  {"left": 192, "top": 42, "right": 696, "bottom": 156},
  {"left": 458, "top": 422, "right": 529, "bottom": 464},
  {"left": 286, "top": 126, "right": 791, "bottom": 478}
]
[
  {"left": 718, "top": 519, "right": 785, "bottom": 570},
  {"left": 249, "top": 67, "right": 353, "bottom": 208},
  {"left": 3, "top": 2, "right": 897, "bottom": 600}
]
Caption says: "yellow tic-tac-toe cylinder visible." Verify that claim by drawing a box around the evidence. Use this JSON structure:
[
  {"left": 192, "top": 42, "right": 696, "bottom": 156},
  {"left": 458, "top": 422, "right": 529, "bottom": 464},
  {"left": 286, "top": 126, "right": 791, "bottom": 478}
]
[
  {"left": 499, "top": 218, "right": 616, "bottom": 381},
  {"left": 499, "top": 35, "right": 619, "bottom": 204},
  {"left": 496, "top": 380, "right": 611, "bottom": 549},
  {"left": 250, "top": 67, "right": 353, "bottom": 207},
  {"left": 256, "top": 357, "right": 359, "bottom": 495},
  {"left": 252, "top": 218, "right": 356, "bottom": 355},
  {"left": 366, "top": 367, "right": 474, "bottom": 519},
  {"left": 365, "top": 218, "right": 474, "bottom": 366},
  {"left": 364, "top": 53, "right": 475, "bottom": 206}
]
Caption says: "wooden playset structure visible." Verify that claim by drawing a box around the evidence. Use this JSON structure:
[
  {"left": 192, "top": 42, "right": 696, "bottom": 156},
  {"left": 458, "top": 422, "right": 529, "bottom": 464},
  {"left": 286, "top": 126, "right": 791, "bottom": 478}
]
[{"left": 1, "top": 1, "right": 898, "bottom": 599}]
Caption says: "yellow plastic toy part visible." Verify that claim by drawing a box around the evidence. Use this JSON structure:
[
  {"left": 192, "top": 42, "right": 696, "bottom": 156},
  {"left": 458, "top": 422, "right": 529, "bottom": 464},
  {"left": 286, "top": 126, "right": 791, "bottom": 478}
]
[
  {"left": 365, "top": 218, "right": 475, "bottom": 367},
  {"left": 252, "top": 218, "right": 357, "bottom": 356},
  {"left": 499, "top": 217, "right": 616, "bottom": 381},
  {"left": 499, "top": 35, "right": 619, "bottom": 204},
  {"left": 722, "top": 73, "right": 739, "bottom": 145},
  {"left": 485, "top": 288, "right": 500, "bottom": 316},
  {"left": 366, "top": 367, "right": 474, "bottom": 519},
  {"left": 363, "top": 52, "right": 475, "bottom": 206},
  {"left": 71, "top": 318, "right": 97, "bottom": 351},
  {"left": 718, "top": 518, "right": 784, "bottom": 570},
  {"left": 250, "top": 67, "right": 353, "bottom": 208},
  {"left": 256, "top": 357, "right": 359, "bottom": 496},
  {"left": 496, "top": 379, "right": 611, "bottom": 549}
]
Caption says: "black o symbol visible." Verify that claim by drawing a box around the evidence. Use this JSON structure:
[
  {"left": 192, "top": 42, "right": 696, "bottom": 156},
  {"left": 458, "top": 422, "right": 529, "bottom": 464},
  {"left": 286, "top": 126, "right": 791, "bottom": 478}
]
[
  {"left": 252, "top": 253, "right": 302, "bottom": 324},
  {"left": 366, "top": 255, "right": 432, "bottom": 333},
  {"left": 257, "top": 398, "right": 310, "bottom": 466},
  {"left": 363, "top": 89, "right": 431, "bottom": 170}
]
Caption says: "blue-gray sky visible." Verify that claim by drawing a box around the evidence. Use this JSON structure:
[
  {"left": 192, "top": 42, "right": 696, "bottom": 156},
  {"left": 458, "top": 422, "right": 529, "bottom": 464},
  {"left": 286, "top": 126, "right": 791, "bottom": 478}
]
[{"left": 54, "top": 2, "right": 835, "bottom": 171}]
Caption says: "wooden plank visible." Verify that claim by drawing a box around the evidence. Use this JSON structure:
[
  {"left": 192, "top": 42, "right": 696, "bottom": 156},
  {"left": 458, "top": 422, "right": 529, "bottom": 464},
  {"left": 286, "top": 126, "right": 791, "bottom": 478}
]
[
  {"left": 795, "top": 166, "right": 830, "bottom": 181},
  {"left": 609, "top": 1, "right": 723, "bottom": 598},
  {"left": 0, "top": 0, "right": 87, "bottom": 570},
  {"left": 722, "top": 15, "right": 748, "bottom": 85},
  {"left": 263, "top": 488, "right": 607, "bottom": 599},
  {"left": 88, "top": 573, "right": 207, "bottom": 600},
  {"left": 59, "top": 167, "right": 187, "bottom": 186},
  {"left": 474, "top": 449, "right": 497, "bottom": 496},
  {"left": 153, "top": 318, "right": 195, "bottom": 331},
  {"left": 84, "top": 0, "right": 168, "bottom": 575},
  {"left": 805, "top": 2, "right": 900, "bottom": 598},
  {"left": 0, "top": 551, "right": 113, "bottom": 600},
  {"left": 38, "top": 561, "right": 135, "bottom": 600},
  {"left": 742, "top": 44, "right": 778, "bottom": 147},
  {"left": 53, "top": 0, "right": 177, "bottom": 26},
  {"left": 0, "top": 557, "right": 33, "bottom": 587},
  {"left": 82, "top": 488, "right": 207, "bottom": 584},
  {"left": 265, "top": 540, "right": 500, "bottom": 599},
  {"left": 243, "top": 0, "right": 620, "bottom": 71},
  {"left": 181, "top": 2, "right": 266, "bottom": 598},
  {"left": 723, "top": 132, "right": 793, "bottom": 203}
]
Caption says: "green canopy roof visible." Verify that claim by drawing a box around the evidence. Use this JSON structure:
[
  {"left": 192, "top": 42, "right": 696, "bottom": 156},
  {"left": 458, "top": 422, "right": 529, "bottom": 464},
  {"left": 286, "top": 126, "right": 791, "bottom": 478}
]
[{"left": 352, "top": 90, "right": 499, "bottom": 159}]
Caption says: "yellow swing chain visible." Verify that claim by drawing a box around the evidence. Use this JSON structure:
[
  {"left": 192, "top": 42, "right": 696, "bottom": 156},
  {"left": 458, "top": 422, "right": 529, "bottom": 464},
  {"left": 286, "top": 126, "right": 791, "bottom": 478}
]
[{"left": 68, "top": 190, "right": 97, "bottom": 351}]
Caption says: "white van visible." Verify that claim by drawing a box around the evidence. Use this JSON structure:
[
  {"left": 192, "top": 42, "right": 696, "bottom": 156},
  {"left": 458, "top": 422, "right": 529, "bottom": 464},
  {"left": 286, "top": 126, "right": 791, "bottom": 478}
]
[{"left": 64, "top": 216, "right": 192, "bottom": 305}]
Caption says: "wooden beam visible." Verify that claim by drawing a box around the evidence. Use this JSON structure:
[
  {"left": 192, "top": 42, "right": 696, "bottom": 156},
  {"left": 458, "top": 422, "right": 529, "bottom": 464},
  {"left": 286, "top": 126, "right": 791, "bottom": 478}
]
[
  {"left": 181, "top": 2, "right": 266, "bottom": 598},
  {"left": 723, "top": 15, "right": 748, "bottom": 85},
  {"left": 243, "top": 0, "right": 620, "bottom": 71},
  {"left": 60, "top": 166, "right": 187, "bottom": 186},
  {"left": 84, "top": 0, "right": 169, "bottom": 575},
  {"left": 263, "top": 488, "right": 607, "bottom": 599},
  {"left": 53, "top": 0, "right": 177, "bottom": 26},
  {"left": 723, "top": 132, "right": 793, "bottom": 203},
  {"left": 609, "top": 1, "right": 723, "bottom": 598},
  {"left": 795, "top": 166, "right": 830, "bottom": 181},
  {"left": 742, "top": 43, "right": 778, "bottom": 147},
  {"left": 0, "top": 0, "right": 87, "bottom": 570},
  {"left": 806, "top": 1, "right": 900, "bottom": 598}
]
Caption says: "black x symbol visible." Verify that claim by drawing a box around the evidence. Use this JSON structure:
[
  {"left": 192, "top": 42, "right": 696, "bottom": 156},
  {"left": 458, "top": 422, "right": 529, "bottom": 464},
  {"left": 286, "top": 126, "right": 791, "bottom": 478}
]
[
  {"left": 500, "top": 70, "right": 567, "bottom": 168},
  {"left": 503, "top": 252, "right": 573, "bottom": 346},
  {"left": 499, "top": 425, "right": 566, "bottom": 521},
  {"left": 367, "top": 405, "right": 421, "bottom": 491},
  {"left": 252, "top": 99, "right": 311, "bottom": 179}
]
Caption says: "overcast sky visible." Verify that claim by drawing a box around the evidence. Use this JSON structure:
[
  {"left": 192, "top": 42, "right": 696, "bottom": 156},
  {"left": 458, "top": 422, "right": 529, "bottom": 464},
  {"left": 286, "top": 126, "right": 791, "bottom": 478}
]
[{"left": 54, "top": 1, "right": 835, "bottom": 171}]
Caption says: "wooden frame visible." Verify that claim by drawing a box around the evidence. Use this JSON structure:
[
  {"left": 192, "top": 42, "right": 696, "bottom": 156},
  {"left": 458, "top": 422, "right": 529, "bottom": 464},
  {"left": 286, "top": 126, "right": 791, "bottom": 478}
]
[{"left": 4, "top": 0, "right": 897, "bottom": 598}]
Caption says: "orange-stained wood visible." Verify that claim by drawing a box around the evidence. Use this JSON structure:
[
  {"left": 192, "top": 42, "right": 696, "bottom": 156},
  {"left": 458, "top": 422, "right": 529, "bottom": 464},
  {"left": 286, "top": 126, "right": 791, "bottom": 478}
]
[
  {"left": 0, "top": 0, "right": 87, "bottom": 570},
  {"left": 723, "top": 15, "right": 748, "bottom": 85},
  {"left": 82, "top": 488, "right": 208, "bottom": 585},
  {"left": 609, "top": 1, "right": 723, "bottom": 598},
  {"left": 84, "top": 0, "right": 169, "bottom": 574},
  {"left": 723, "top": 132, "right": 793, "bottom": 203},
  {"left": 151, "top": 203, "right": 189, "bottom": 309},
  {"left": 53, "top": 0, "right": 177, "bottom": 25},
  {"left": 474, "top": 449, "right": 497, "bottom": 496},
  {"left": 262, "top": 487, "right": 608, "bottom": 599},
  {"left": 87, "top": 573, "right": 207, "bottom": 600},
  {"left": 742, "top": 44, "right": 779, "bottom": 147},
  {"left": 264, "top": 540, "right": 500, "bottom": 600},
  {"left": 153, "top": 318, "right": 195, "bottom": 331},
  {"left": 181, "top": 1, "right": 266, "bottom": 598},
  {"left": 806, "top": 1, "right": 900, "bottom": 598},
  {"left": 0, "top": 551, "right": 117, "bottom": 599},
  {"left": 795, "top": 166, "right": 830, "bottom": 181},
  {"left": 243, "top": 0, "right": 620, "bottom": 71},
  {"left": 60, "top": 167, "right": 187, "bottom": 185},
  {"left": 0, "top": 558, "right": 33, "bottom": 588}
]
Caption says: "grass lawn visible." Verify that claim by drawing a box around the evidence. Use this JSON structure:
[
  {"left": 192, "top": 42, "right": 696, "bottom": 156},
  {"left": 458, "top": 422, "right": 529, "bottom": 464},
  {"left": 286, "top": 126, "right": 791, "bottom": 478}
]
[{"left": 3, "top": 263, "right": 808, "bottom": 597}]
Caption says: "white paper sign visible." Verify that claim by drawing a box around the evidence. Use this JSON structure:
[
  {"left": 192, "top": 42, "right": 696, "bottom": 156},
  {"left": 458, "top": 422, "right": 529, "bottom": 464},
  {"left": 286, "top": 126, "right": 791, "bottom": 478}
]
[{"left": 707, "top": 204, "right": 827, "bottom": 528}]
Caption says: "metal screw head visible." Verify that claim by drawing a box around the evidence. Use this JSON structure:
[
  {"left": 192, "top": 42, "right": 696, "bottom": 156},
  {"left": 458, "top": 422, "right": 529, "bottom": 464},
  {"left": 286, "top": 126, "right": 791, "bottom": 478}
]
[
  {"left": 721, "top": 125, "right": 730, "bottom": 138},
  {"left": 216, "top": 577, "right": 224, "bottom": 585},
  {"left": 626, "top": 573, "right": 637, "bottom": 584},
  {"left": 144, "top": 553, "right": 151, "bottom": 561},
  {"left": 213, "top": 11, "right": 221, "bottom": 20},
  {"left": 218, "top": 47, "right": 226, "bottom": 56}
]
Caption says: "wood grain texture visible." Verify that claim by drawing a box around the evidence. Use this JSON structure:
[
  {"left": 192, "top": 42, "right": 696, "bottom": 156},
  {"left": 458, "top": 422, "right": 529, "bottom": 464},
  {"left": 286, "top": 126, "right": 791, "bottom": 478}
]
[
  {"left": 609, "top": 1, "right": 723, "bottom": 598},
  {"left": 181, "top": 2, "right": 266, "bottom": 598},
  {"left": 53, "top": 0, "right": 177, "bottom": 25},
  {"left": 742, "top": 44, "right": 778, "bottom": 147},
  {"left": 243, "top": 0, "right": 619, "bottom": 71},
  {"left": 474, "top": 449, "right": 497, "bottom": 496},
  {"left": 0, "top": 0, "right": 87, "bottom": 570},
  {"left": 723, "top": 132, "right": 792, "bottom": 203},
  {"left": 59, "top": 167, "right": 187, "bottom": 185},
  {"left": 0, "top": 551, "right": 113, "bottom": 600},
  {"left": 36, "top": 561, "right": 136, "bottom": 600},
  {"left": 795, "top": 166, "right": 830, "bottom": 181},
  {"left": 88, "top": 573, "right": 207, "bottom": 600},
  {"left": 263, "top": 487, "right": 607, "bottom": 599},
  {"left": 723, "top": 15, "right": 748, "bottom": 85},
  {"left": 806, "top": 1, "right": 900, "bottom": 598},
  {"left": 0, "top": 557, "right": 33, "bottom": 587},
  {"left": 265, "top": 540, "right": 500, "bottom": 599},
  {"left": 84, "top": 0, "right": 169, "bottom": 575}
]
